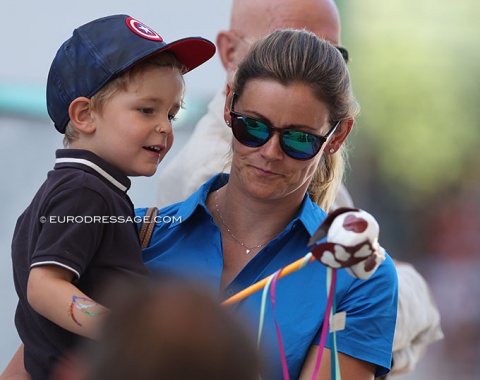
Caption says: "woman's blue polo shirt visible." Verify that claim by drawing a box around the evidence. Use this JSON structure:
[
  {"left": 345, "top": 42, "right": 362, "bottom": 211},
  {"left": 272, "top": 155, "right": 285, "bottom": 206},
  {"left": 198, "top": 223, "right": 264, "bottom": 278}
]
[{"left": 138, "top": 174, "right": 398, "bottom": 379}]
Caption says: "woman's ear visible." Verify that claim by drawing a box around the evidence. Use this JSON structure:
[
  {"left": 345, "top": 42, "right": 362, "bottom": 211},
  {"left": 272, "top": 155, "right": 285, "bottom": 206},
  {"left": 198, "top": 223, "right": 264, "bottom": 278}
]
[
  {"left": 326, "top": 118, "right": 354, "bottom": 154},
  {"left": 68, "top": 97, "right": 96, "bottom": 135}
]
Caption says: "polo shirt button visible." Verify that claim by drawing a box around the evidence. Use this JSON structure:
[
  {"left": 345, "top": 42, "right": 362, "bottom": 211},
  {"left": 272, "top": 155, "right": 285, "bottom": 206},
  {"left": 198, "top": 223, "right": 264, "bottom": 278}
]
[{"left": 226, "top": 288, "right": 234, "bottom": 296}]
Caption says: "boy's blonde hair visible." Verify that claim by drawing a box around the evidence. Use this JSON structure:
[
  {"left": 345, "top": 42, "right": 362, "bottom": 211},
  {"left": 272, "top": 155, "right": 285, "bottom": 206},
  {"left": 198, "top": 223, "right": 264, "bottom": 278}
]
[{"left": 63, "top": 52, "right": 186, "bottom": 147}]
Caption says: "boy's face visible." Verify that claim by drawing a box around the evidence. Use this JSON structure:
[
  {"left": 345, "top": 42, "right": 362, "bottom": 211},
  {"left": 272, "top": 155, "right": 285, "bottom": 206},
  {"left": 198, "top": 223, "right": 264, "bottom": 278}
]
[{"left": 88, "top": 66, "right": 184, "bottom": 177}]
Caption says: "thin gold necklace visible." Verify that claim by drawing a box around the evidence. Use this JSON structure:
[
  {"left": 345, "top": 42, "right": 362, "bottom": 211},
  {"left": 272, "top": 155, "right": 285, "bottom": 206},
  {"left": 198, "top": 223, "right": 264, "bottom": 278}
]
[{"left": 214, "top": 190, "right": 263, "bottom": 254}]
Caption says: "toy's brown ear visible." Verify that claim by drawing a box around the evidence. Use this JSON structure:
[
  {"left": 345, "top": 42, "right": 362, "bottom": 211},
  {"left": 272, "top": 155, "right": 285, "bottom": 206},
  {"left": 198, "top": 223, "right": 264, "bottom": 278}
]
[{"left": 307, "top": 207, "right": 359, "bottom": 247}]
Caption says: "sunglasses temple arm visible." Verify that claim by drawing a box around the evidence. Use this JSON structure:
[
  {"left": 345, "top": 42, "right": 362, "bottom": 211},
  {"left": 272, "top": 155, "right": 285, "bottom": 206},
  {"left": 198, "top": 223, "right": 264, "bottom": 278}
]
[{"left": 327, "top": 120, "right": 341, "bottom": 139}]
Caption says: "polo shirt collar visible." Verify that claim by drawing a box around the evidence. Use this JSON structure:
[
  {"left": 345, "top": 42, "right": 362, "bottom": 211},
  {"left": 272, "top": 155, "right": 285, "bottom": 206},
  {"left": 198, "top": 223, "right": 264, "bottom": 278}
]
[
  {"left": 295, "top": 194, "right": 328, "bottom": 238},
  {"left": 172, "top": 174, "right": 227, "bottom": 225},
  {"left": 172, "top": 173, "right": 326, "bottom": 237},
  {"left": 54, "top": 149, "right": 131, "bottom": 193}
]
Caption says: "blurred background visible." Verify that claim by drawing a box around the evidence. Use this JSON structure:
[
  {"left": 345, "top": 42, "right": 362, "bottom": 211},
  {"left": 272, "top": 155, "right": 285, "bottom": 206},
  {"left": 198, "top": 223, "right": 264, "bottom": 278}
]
[{"left": 1, "top": 1, "right": 478, "bottom": 379}]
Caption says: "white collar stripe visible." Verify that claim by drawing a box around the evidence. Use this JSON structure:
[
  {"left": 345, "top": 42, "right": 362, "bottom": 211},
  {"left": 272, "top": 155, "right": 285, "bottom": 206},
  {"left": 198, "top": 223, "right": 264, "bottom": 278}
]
[
  {"left": 31, "top": 261, "right": 81, "bottom": 280},
  {"left": 55, "top": 158, "right": 127, "bottom": 192}
]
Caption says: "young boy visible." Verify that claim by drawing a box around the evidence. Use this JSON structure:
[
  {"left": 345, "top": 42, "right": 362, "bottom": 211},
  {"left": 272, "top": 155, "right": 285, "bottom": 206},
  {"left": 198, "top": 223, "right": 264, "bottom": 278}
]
[{"left": 10, "top": 14, "right": 215, "bottom": 379}]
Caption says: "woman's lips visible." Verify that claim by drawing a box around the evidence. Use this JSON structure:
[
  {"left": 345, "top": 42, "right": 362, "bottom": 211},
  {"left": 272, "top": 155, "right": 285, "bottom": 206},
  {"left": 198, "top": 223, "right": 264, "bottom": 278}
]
[{"left": 253, "top": 166, "right": 281, "bottom": 177}]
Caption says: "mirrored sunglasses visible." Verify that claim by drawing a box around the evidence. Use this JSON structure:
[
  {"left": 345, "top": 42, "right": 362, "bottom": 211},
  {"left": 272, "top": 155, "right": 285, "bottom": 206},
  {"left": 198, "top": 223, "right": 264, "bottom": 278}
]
[{"left": 229, "top": 93, "right": 339, "bottom": 160}]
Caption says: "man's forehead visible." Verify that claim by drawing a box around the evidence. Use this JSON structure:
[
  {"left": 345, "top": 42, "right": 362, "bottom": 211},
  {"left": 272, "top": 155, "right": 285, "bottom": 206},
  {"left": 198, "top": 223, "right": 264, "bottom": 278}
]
[{"left": 231, "top": 0, "right": 340, "bottom": 45}]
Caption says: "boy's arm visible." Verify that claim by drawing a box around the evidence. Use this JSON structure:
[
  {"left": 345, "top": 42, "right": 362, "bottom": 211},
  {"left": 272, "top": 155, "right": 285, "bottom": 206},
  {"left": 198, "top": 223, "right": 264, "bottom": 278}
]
[
  {"left": 0, "top": 345, "right": 29, "bottom": 380},
  {"left": 27, "top": 265, "right": 109, "bottom": 340}
]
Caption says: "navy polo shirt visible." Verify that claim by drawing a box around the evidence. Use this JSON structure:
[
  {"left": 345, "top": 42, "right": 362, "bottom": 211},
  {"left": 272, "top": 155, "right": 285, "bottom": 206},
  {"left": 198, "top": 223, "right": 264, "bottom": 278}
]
[
  {"left": 12, "top": 149, "right": 148, "bottom": 379},
  {"left": 138, "top": 174, "right": 398, "bottom": 379}
]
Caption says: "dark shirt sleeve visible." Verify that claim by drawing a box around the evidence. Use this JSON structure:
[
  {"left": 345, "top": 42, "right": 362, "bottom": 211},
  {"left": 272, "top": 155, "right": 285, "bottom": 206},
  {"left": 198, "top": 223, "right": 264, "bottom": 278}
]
[{"left": 31, "top": 186, "right": 109, "bottom": 278}]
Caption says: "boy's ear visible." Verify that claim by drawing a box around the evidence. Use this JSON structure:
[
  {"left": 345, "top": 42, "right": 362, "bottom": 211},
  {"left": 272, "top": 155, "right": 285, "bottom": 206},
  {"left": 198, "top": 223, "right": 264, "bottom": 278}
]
[{"left": 68, "top": 97, "right": 96, "bottom": 134}]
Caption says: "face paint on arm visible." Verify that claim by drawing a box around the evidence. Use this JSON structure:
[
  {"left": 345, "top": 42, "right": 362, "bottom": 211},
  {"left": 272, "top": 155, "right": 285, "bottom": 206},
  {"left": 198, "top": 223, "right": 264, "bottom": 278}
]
[{"left": 68, "top": 295, "right": 108, "bottom": 327}]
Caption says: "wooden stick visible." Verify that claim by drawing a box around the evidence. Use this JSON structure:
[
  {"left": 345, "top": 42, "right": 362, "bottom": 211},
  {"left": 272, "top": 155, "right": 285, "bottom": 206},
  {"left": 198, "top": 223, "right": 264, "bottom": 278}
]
[{"left": 222, "top": 253, "right": 315, "bottom": 306}]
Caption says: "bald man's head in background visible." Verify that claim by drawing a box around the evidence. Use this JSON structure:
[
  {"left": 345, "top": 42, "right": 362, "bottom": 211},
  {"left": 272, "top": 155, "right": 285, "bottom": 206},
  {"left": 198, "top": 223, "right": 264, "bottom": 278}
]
[{"left": 217, "top": 0, "right": 341, "bottom": 81}]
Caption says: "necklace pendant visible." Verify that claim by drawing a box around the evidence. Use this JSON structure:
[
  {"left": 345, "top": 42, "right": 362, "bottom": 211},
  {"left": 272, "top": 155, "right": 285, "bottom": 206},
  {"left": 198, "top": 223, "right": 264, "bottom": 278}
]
[{"left": 246, "top": 248, "right": 251, "bottom": 254}]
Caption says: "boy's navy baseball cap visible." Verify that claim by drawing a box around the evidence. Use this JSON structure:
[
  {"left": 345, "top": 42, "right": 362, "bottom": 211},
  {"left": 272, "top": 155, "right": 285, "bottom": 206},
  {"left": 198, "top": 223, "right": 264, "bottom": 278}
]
[{"left": 47, "top": 14, "right": 216, "bottom": 133}]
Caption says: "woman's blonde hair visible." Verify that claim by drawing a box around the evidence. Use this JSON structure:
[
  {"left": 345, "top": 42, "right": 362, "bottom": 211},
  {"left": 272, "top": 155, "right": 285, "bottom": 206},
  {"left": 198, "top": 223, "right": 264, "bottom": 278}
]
[
  {"left": 232, "top": 29, "right": 360, "bottom": 210},
  {"left": 63, "top": 52, "right": 186, "bottom": 147}
]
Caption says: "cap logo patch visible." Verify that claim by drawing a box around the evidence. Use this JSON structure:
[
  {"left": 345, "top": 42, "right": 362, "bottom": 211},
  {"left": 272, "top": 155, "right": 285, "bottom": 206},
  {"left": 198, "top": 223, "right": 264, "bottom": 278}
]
[{"left": 125, "top": 17, "right": 163, "bottom": 41}]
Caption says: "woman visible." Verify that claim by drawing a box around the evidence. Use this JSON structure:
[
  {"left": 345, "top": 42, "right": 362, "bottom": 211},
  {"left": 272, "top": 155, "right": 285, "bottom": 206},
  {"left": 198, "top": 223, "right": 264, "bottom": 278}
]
[{"left": 141, "top": 29, "right": 397, "bottom": 379}]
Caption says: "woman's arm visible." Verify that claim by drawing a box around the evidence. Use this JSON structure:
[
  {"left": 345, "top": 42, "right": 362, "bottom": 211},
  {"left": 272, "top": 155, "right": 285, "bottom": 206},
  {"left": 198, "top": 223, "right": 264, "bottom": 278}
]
[
  {"left": 27, "top": 265, "right": 109, "bottom": 339},
  {"left": 299, "top": 346, "right": 376, "bottom": 380},
  {"left": 0, "top": 345, "right": 29, "bottom": 380}
]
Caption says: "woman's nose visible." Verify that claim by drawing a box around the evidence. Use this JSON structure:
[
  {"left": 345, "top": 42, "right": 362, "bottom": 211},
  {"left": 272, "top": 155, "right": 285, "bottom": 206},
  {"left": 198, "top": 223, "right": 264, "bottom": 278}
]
[{"left": 259, "top": 132, "right": 283, "bottom": 160}]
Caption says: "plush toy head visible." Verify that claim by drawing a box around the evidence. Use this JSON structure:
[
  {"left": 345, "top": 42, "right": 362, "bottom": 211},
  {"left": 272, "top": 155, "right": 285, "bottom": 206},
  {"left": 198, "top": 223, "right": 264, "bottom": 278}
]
[{"left": 309, "top": 208, "right": 386, "bottom": 279}]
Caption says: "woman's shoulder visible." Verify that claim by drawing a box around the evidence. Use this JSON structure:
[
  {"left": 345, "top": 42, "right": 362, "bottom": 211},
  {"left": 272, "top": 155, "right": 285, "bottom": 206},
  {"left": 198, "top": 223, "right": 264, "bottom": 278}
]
[{"left": 372, "top": 252, "right": 398, "bottom": 287}]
